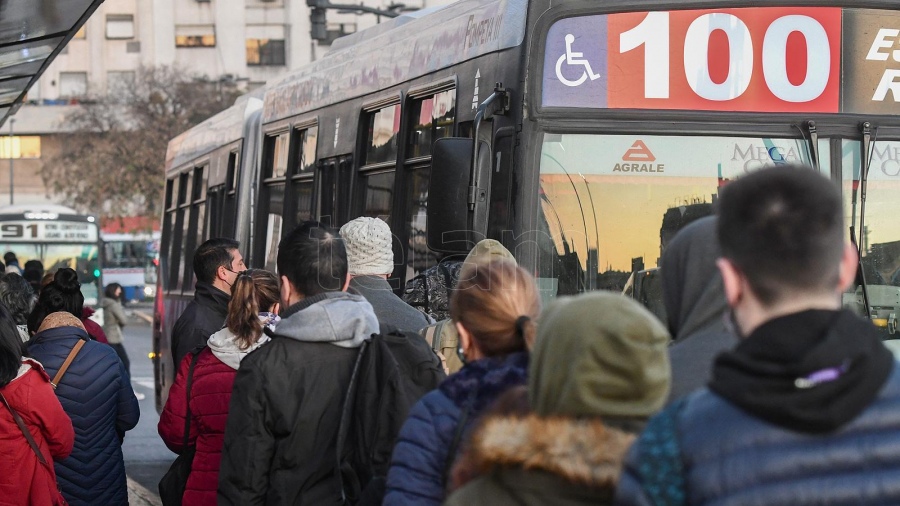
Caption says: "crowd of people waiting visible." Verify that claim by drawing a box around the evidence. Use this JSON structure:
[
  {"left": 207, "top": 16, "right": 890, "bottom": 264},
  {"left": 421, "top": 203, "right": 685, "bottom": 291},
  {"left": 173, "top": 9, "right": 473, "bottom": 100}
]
[{"left": 4, "top": 164, "right": 900, "bottom": 506}]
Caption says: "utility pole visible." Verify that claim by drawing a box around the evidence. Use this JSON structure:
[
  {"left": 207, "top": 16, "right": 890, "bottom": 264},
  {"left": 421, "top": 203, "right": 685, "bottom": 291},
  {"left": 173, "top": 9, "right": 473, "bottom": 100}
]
[{"left": 8, "top": 118, "right": 13, "bottom": 205}]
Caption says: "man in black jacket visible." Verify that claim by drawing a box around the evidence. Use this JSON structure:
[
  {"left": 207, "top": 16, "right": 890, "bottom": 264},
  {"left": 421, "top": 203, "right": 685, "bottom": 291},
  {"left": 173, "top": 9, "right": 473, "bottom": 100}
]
[
  {"left": 170, "top": 238, "right": 244, "bottom": 367},
  {"left": 219, "top": 222, "right": 380, "bottom": 505}
]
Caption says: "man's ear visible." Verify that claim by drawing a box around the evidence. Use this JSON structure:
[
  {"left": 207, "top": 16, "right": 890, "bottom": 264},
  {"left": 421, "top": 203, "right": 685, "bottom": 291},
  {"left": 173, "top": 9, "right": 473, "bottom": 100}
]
[
  {"left": 280, "top": 275, "right": 293, "bottom": 306},
  {"left": 717, "top": 258, "right": 743, "bottom": 308},
  {"left": 838, "top": 242, "right": 859, "bottom": 293}
]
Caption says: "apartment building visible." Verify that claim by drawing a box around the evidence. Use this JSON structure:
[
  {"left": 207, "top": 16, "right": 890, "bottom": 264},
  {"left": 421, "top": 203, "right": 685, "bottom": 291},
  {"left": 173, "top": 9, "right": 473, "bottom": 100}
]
[{"left": 4, "top": 0, "right": 454, "bottom": 207}]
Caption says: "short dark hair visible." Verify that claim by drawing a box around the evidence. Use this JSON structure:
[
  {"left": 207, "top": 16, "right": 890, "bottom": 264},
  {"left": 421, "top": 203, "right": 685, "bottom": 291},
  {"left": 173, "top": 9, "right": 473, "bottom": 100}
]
[
  {"left": 0, "top": 273, "right": 34, "bottom": 325},
  {"left": 0, "top": 302, "right": 25, "bottom": 388},
  {"left": 717, "top": 165, "right": 844, "bottom": 305},
  {"left": 277, "top": 221, "right": 347, "bottom": 297},
  {"left": 193, "top": 238, "right": 240, "bottom": 284}
]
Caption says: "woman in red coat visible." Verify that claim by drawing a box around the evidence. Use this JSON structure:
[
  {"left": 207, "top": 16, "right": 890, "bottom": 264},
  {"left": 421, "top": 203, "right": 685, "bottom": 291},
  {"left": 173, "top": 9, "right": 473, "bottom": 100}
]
[
  {"left": 158, "top": 269, "right": 280, "bottom": 506},
  {"left": 0, "top": 303, "right": 74, "bottom": 505}
]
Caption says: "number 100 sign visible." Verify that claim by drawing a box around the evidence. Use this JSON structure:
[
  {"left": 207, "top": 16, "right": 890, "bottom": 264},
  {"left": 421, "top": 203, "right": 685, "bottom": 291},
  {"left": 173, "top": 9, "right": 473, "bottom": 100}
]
[{"left": 543, "top": 8, "right": 842, "bottom": 112}]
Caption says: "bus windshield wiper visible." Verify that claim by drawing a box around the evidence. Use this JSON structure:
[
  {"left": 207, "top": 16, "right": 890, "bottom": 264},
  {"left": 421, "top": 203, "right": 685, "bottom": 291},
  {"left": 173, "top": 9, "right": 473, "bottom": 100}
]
[{"left": 853, "top": 121, "right": 876, "bottom": 319}]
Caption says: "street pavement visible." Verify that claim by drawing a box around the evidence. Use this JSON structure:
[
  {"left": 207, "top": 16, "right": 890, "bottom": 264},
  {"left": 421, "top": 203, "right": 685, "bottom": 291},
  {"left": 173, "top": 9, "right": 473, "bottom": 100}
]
[{"left": 120, "top": 304, "right": 170, "bottom": 506}]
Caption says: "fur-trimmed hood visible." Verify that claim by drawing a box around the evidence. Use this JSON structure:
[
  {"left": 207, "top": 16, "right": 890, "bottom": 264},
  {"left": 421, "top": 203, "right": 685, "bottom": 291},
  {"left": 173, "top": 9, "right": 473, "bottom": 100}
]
[{"left": 457, "top": 414, "right": 635, "bottom": 490}]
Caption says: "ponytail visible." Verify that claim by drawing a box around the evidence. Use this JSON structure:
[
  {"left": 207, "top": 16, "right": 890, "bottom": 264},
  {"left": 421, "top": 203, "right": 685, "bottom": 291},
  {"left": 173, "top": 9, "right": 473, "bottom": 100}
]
[
  {"left": 225, "top": 269, "right": 280, "bottom": 349},
  {"left": 450, "top": 260, "right": 541, "bottom": 357}
]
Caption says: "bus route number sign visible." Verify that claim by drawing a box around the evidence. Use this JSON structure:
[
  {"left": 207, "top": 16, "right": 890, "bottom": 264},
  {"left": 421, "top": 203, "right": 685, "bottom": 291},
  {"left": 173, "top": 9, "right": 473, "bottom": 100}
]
[
  {"left": 542, "top": 7, "right": 900, "bottom": 114},
  {"left": 0, "top": 221, "right": 98, "bottom": 242}
]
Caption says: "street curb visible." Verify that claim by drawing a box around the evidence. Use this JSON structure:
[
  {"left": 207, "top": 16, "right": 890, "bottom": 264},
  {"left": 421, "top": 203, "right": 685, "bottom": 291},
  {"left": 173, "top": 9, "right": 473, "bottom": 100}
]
[
  {"left": 133, "top": 310, "right": 153, "bottom": 324},
  {"left": 127, "top": 476, "right": 162, "bottom": 506}
]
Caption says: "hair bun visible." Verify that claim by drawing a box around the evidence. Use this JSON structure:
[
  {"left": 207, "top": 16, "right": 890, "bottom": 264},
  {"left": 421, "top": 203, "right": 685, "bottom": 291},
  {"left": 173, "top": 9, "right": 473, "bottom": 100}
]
[{"left": 53, "top": 268, "right": 81, "bottom": 294}]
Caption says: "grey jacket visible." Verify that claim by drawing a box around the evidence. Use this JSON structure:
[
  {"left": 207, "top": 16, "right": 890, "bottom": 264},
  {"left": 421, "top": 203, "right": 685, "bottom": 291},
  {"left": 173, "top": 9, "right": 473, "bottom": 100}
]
[
  {"left": 98, "top": 297, "right": 127, "bottom": 344},
  {"left": 350, "top": 275, "right": 428, "bottom": 333}
]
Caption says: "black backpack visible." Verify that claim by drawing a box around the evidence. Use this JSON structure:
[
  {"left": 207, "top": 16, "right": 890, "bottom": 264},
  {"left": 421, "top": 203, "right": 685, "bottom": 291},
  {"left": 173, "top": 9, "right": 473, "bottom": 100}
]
[{"left": 336, "top": 327, "right": 446, "bottom": 505}]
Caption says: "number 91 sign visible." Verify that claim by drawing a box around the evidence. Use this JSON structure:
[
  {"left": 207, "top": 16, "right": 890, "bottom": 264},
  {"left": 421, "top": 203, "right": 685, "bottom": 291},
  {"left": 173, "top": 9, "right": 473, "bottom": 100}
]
[{"left": 543, "top": 7, "right": 842, "bottom": 112}]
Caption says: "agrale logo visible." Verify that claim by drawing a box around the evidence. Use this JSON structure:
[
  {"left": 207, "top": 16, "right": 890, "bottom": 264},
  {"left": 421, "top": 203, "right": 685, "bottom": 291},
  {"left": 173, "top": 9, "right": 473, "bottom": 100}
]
[{"left": 614, "top": 140, "right": 665, "bottom": 172}]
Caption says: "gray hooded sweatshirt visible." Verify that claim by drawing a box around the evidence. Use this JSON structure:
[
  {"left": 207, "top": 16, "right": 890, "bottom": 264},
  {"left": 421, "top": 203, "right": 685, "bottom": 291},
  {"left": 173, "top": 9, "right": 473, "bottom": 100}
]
[
  {"left": 273, "top": 291, "right": 379, "bottom": 348},
  {"left": 661, "top": 216, "right": 739, "bottom": 402}
]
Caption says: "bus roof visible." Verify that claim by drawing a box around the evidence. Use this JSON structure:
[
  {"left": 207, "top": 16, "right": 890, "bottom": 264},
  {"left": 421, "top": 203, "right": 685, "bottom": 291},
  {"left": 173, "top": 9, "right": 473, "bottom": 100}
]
[
  {"left": 262, "top": 0, "right": 527, "bottom": 124},
  {"left": 165, "top": 89, "right": 264, "bottom": 173}
]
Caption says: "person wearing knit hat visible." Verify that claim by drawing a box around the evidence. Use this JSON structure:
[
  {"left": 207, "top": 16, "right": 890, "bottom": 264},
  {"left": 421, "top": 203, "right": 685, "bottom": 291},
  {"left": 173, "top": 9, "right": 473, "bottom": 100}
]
[
  {"left": 445, "top": 291, "right": 671, "bottom": 506},
  {"left": 340, "top": 217, "right": 429, "bottom": 333}
]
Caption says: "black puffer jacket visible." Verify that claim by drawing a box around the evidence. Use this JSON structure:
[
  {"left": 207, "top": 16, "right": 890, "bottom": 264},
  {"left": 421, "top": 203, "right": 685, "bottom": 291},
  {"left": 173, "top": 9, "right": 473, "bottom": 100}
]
[
  {"left": 171, "top": 282, "right": 230, "bottom": 367},
  {"left": 218, "top": 292, "right": 379, "bottom": 505}
]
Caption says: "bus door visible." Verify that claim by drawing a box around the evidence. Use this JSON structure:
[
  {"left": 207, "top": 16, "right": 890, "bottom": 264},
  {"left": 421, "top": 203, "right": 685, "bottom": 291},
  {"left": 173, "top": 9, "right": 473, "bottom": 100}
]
[{"left": 316, "top": 155, "right": 353, "bottom": 228}]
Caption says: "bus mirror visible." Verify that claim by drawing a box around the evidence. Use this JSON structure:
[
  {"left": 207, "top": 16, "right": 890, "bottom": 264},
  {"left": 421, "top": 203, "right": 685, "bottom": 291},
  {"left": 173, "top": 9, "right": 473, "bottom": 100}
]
[{"left": 428, "top": 137, "right": 474, "bottom": 254}]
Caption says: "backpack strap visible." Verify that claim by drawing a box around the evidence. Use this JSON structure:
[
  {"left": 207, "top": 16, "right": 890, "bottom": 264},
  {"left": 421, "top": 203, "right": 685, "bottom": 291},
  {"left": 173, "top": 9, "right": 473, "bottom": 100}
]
[
  {"left": 637, "top": 398, "right": 688, "bottom": 506},
  {"left": 336, "top": 338, "right": 370, "bottom": 505},
  {"left": 422, "top": 320, "right": 447, "bottom": 354},
  {"left": 0, "top": 391, "right": 49, "bottom": 466},
  {"left": 181, "top": 349, "right": 203, "bottom": 450},
  {"left": 50, "top": 338, "right": 86, "bottom": 389}
]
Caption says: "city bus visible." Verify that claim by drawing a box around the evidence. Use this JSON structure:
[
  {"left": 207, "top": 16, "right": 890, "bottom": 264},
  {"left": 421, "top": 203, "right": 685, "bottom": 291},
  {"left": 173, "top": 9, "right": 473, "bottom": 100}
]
[
  {"left": 153, "top": 0, "right": 900, "bottom": 409},
  {"left": 101, "top": 232, "right": 161, "bottom": 302},
  {"left": 0, "top": 204, "right": 102, "bottom": 304}
]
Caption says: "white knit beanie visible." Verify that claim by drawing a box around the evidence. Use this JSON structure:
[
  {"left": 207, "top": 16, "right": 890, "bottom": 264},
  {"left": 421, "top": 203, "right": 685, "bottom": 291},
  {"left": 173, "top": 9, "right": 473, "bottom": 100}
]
[{"left": 340, "top": 217, "right": 395, "bottom": 276}]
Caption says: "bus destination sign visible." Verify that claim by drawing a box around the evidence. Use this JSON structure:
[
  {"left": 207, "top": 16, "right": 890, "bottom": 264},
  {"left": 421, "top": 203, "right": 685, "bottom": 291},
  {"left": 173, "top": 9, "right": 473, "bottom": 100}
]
[
  {"left": 0, "top": 220, "right": 99, "bottom": 243},
  {"left": 542, "top": 7, "right": 900, "bottom": 114}
]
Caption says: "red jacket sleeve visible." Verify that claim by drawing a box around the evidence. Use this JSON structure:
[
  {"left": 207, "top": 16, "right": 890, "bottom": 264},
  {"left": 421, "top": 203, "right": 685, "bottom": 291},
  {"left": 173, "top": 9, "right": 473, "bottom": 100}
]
[
  {"left": 30, "top": 371, "right": 75, "bottom": 461},
  {"left": 158, "top": 352, "right": 199, "bottom": 454}
]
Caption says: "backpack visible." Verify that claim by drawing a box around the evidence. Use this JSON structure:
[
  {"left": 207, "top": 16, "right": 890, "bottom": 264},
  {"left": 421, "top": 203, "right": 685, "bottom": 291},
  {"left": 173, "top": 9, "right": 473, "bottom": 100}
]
[
  {"left": 421, "top": 319, "right": 463, "bottom": 374},
  {"left": 336, "top": 327, "right": 447, "bottom": 505}
]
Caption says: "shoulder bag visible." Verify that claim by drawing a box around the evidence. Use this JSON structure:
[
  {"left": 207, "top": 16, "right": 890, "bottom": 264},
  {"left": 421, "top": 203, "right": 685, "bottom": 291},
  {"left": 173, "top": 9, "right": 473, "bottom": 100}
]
[
  {"left": 158, "top": 350, "right": 202, "bottom": 506},
  {"left": 0, "top": 389, "right": 68, "bottom": 505}
]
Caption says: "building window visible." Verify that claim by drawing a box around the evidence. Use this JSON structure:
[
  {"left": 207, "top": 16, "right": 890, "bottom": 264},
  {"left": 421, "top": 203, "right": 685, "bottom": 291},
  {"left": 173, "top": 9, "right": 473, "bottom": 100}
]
[
  {"left": 246, "top": 39, "right": 285, "bottom": 66},
  {"left": 175, "top": 25, "right": 216, "bottom": 47},
  {"left": 108, "top": 71, "right": 135, "bottom": 92},
  {"left": 59, "top": 72, "right": 87, "bottom": 98},
  {"left": 106, "top": 14, "right": 135, "bottom": 40},
  {"left": 0, "top": 136, "right": 40, "bottom": 159}
]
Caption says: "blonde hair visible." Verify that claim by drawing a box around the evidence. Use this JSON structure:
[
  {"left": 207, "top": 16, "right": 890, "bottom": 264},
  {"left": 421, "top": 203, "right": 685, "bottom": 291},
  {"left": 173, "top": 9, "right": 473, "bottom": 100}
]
[
  {"left": 450, "top": 260, "right": 540, "bottom": 357},
  {"left": 225, "top": 269, "right": 280, "bottom": 349}
]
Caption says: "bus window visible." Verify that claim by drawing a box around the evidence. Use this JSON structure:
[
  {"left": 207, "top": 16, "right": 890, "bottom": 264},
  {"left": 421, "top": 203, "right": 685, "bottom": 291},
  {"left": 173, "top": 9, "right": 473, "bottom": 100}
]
[
  {"left": 287, "top": 125, "right": 317, "bottom": 231},
  {"left": 224, "top": 151, "right": 239, "bottom": 236},
  {"left": 842, "top": 139, "right": 900, "bottom": 335},
  {"left": 176, "top": 171, "right": 192, "bottom": 292},
  {"left": 362, "top": 171, "right": 394, "bottom": 221},
  {"left": 407, "top": 89, "right": 456, "bottom": 158},
  {"left": 364, "top": 104, "right": 401, "bottom": 165},
  {"left": 257, "top": 132, "right": 288, "bottom": 269},
  {"left": 182, "top": 165, "right": 208, "bottom": 290}
]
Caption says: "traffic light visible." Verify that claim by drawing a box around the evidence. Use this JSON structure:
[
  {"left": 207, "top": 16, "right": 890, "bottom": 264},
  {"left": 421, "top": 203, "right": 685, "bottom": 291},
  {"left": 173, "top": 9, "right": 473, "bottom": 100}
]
[
  {"left": 308, "top": 0, "right": 328, "bottom": 42},
  {"left": 310, "top": 6, "right": 327, "bottom": 42}
]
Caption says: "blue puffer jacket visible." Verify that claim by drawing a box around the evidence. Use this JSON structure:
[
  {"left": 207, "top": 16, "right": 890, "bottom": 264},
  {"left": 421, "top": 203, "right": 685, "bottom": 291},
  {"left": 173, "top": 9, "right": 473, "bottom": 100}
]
[
  {"left": 383, "top": 351, "right": 528, "bottom": 506},
  {"left": 616, "top": 363, "right": 900, "bottom": 506},
  {"left": 28, "top": 325, "right": 140, "bottom": 506}
]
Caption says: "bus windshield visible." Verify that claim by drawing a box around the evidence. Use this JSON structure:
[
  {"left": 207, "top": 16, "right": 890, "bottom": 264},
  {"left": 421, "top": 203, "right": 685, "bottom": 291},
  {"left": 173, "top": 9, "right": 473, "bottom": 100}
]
[
  {"left": 0, "top": 242, "right": 101, "bottom": 303},
  {"left": 535, "top": 133, "right": 825, "bottom": 314}
]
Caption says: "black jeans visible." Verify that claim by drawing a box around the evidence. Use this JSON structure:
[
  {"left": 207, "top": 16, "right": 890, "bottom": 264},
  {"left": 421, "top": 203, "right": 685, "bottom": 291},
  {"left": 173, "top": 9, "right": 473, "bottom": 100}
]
[{"left": 110, "top": 342, "right": 131, "bottom": 377}]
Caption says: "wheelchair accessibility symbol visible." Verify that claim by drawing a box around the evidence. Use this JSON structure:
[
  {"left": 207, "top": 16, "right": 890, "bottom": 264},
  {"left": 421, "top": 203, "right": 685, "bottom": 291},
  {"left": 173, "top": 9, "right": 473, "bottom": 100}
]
[{"left": 555, "top": 34, "right": 601, "bottom": 87}]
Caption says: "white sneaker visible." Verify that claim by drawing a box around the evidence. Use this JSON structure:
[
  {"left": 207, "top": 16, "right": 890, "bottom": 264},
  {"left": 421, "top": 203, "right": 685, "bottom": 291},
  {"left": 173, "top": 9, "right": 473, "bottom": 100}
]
[{"left": 133, "top": 390, "right": 146, "bottom": 400}]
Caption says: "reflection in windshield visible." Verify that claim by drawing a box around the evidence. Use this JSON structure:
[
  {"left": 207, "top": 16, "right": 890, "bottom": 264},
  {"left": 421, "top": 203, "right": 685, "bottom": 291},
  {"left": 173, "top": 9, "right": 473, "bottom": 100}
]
[
  {"left": 0, "top": 242, "right": 100, "bottom": 303},
  {"left": 537, "top": 133, "right": 822, "bottom": 318},
  {"left": 842, "top": 140, "right": 900, "bottom": 337}
]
